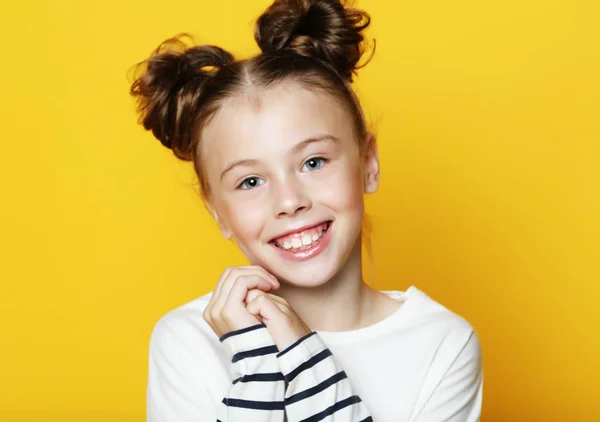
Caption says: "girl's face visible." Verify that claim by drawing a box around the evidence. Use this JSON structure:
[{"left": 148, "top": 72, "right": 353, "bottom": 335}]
[{"left": 202, "top": 82, "right": 379, "bottom": 287}]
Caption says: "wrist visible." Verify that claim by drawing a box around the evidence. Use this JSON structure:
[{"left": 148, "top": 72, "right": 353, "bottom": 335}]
[
  {"left": 220, "top": 323, "right": 274, "bottom": 356},
  {"left": 276, "top": 331, "right": 329, "bottom": 381}
]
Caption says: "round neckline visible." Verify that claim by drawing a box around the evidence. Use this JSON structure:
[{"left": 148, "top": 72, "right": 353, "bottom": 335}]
[{"left": 315, "top": 285, "right": 422, "bottom": 345}]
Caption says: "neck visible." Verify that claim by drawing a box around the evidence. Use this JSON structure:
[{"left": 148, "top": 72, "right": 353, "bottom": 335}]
[{"left": 274, "top": 238, "right": 377, "bottom": 332}]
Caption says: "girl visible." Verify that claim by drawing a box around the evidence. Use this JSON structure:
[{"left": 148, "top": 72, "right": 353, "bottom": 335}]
[{"left": 130, "top": 0, "right": 483, "bottom": 421}]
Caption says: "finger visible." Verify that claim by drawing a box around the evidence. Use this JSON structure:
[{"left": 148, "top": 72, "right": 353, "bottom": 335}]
[
  {"left": 259, "top": 293, "right": 290, "bottom": 314},
  {"left": 208, "top": 266, "right": 237, "bottom": 315},
  {"left": 222, "top": 267, "right": 278, "bottom": 297},
  {"left": 244, "top": 290, "right": 288, "bottom": 314},
  {"left": 203, "top": 267, "right": 235, "bottom": 323},
  {"left": 247, "top": 265, "right": 280, "bottom": 288},
  {"left": 215, "top": 268, "right": 276, "bottom": 310},
  {"left": 215, "top": 266, "right": 264, "bottom": 298},
  {"left": 244, "top": 289, "right": 279, "bottom": 306},
  {"left": 264, "top": 292, "right": 287, "bottom": 306},
  {"left": 223, "top": 275, "right": 274, "bottom": 314},
  {"left": 244, "top": 290, "right": 268, "bottom": 325},
  {"left": 245, "top": 288, "right": 265, "bottom": 304},
  {"left": 213, "top": 266, "right": 235, "bottom": 299},
  {"left": 247, "top": 293, "right": 284, "bottom": 321},
  {"left": 208, "top": 266, "right": 279, "bottom": 322}
]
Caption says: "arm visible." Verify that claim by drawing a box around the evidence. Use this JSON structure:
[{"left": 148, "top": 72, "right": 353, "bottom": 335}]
[
  {"left": 218, "top": 324, "right": 286, "bottom": 421},
  {"left": 414, "top": 330, "right": 483, "bottom": 422},
  {"left": 147, "top": 316, "right": 219, "bottom": 422},
  {"left": 277, "top": 332, "right": 373, "bottom": 422},
  {"left": 147, "top": 317, "right": 285, "bottom": 422}
]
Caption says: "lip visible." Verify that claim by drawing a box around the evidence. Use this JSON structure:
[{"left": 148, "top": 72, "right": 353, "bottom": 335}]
[
  {"left": 269, "top": 220, "right": 331, "bottom": 243},
  {"left": 269, "top": 221, "right": 333, "bottom": 262}
]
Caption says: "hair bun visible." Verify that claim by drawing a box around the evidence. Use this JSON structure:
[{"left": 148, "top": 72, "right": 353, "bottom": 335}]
[
  {"left": 130, "top": 34, "right": 234, "bottom": 160},
  {"left": 254, "top": 0, "right": 372, "bottom": 81}
]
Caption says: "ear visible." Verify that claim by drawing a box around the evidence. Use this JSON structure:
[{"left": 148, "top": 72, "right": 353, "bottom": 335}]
[
  {"left": 206, "top": 203, "right": 233, "bottom": 240},
  {"left": 363, "top": 132, "right": 380, "bottom": 194}
]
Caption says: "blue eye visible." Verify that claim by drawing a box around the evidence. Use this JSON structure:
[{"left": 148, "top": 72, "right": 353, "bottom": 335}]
[
  {"left": 302, "top": 157, "right": 327, "bottom": 172},
  {"left": 238, "top": 177, "right": 264, "bottom": 190}
]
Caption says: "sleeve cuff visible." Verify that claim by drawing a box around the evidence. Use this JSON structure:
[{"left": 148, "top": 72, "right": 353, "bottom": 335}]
[
  {"left": 220, "top": 324, "right": 276, "bottom": 357},
  {"left": 276, "top": 331, "right": 330, "bottom": 379}
]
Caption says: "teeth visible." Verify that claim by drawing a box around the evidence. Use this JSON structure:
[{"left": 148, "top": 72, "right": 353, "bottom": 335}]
[
  {"left": 301, "top": 234, "right": 312, "bottom": 245},
  {"left": 273, "top": 222, "right": 330, "bottom": 251}
]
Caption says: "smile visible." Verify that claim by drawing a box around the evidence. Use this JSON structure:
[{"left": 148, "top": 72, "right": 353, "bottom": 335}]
[{"left": 269, "top": 221, "right": 333, "bottom": 261}]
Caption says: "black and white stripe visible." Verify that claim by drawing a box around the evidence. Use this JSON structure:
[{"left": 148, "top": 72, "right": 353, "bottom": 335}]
[
  {"left": 217, "top": 324, "right": 373, "bottom": 421},
  {"left": 277, "top": 331, "right": 372, "bottom": 421},
  {"left": 217, "top": 324, "right": 286, "bottom": 421}
]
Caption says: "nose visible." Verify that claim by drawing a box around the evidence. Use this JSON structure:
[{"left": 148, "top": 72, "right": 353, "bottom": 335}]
[{"left": 272, "top": 176, "right": 312, "bottom": 219}]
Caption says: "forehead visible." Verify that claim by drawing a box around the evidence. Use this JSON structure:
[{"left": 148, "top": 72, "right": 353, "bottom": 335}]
[{"left": 201, "top": 82, "right": 354, "bottom": 163}]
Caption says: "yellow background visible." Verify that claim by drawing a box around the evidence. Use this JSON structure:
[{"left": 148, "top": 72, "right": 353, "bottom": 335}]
[{"left": 1, "top": 0, "right": 598, "bottom": 421}]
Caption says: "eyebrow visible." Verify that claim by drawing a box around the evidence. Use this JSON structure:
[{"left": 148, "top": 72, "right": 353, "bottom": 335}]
[
  {"left": 220, "top": 135, "right": 340, "bottom": 181},
  {"left": 220, "top": 158, "right": 259, "bottom": 181},
  {"left": 292, "top": 135, "right": 340, "bottom": 153}
]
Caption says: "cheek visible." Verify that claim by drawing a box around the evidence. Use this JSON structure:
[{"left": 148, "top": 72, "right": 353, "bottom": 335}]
[
  {"left": 225, "top": 200, "right": 266, "bottom": 243},
  {"left": 320, "top": 161, "right": 365, "bottom": 213}
]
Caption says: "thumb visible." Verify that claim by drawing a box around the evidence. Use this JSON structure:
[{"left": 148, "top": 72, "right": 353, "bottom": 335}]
[
  {"left": 246, "top": 292, "right": 281, "bottom": 321},
  {"left": 245, "top": 288, "right": 264, "bottom": 304}
]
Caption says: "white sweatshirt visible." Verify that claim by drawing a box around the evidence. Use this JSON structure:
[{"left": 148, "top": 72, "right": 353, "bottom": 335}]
[{"left": 147, "top": 286, "right": 483, "bottom": 422}]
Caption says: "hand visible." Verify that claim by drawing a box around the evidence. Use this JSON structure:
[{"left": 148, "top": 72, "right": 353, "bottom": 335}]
[
  {"left": 245, "top": 289, "right": 312, "bottom": 352},
  {"left": 203, "top": 266, "right": 280, "bottom": 338}
]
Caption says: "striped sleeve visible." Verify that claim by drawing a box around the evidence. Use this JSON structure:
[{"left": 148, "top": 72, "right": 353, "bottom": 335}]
[
  {"left": 277, "top": 332, "right": 373, "bottom": 422},
  {"left": 217, "top": 323, "right": 286, "bottom": 422}
]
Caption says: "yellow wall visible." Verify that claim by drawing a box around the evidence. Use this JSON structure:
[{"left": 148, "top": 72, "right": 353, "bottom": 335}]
[{"left": 1, "top": 0, "right": 598, "bottom": 421}]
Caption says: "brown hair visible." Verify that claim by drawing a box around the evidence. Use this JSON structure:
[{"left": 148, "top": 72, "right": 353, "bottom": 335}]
[{"left": 130, "top": 0, "right": 374, "bottom": 199}]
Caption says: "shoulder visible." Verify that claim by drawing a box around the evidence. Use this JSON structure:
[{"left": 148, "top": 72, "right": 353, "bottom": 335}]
[
  {"left": 402, "top": 286, "right": 478, "bottom": 335},
  {"left": 399, "top": 288, "right": 483, "bottom": 418},
  {"left": 404, "top": 286, "right": 482, "bottom": 376},
  {"left": 149, "top": 291, "right": 219, "bottom": 359},
  {"left": 147, "top": 291, "right": 232, "bottom": 415},
  {"left": 394, "top": 286, "right": 482, "bottom": 367}
]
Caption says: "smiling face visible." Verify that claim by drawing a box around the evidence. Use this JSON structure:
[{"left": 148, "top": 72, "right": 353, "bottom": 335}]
[{"left": 201, "top": 81, "right": 379, "bottom": 287}]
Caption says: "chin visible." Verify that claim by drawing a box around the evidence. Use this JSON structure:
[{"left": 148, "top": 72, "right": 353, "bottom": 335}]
[
  {"left": 265, "top": 240, "right": 355, "bottom": 290},
  {"left": 248, "top": 246, "right": 343, "bottom": 288},
  {"left": 272, "top": 263, "right": 340, "bottom": 289},
  {"left": 241, "top": 219, "right": 361, "bottom": 288}
]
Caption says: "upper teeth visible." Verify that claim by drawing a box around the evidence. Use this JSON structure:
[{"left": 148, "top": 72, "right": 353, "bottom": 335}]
[{"left": 276, "top": 223, "right": 328, "bottom": 250}]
